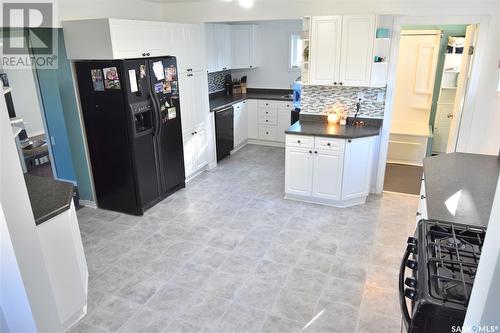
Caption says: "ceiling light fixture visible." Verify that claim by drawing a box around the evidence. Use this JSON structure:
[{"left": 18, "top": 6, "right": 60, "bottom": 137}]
[{"left": 238, "top": 0, "right": 254, "bottom": 8}]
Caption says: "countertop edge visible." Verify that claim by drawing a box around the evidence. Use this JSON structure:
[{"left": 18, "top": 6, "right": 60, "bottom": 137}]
[
  {"left": 209, "top": 95, "right": 293, "bottom": 112},
  {"left": 284, "top": 129, "right": 380, "bottom": 139}
]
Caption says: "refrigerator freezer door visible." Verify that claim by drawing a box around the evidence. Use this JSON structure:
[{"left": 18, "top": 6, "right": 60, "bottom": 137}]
[
  {"left": 121, "top": 59, "right": 162, "bottom": 210},
  {"left": 147, "top": 57, "right": 186, "bottom": 194}
]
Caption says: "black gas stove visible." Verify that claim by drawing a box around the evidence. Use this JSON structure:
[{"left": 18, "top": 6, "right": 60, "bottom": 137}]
[{"left": 400, "top": 219, "right": 486, "bottom": 333}]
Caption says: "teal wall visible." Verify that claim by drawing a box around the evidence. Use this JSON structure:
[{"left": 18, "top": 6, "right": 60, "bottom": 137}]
[
  {"left": 31, "top": 29, "right": 94, "bottom": 201},
  {"left": 401, "top": 25, "right": 467, "bottom": 156}
]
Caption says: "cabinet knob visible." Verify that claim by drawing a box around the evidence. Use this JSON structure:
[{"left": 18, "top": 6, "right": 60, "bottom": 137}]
[
  {"left": 266, "top": 132, "right": 269, "bottom": 134},
  {"left": 309, "top": 150, "right": 312, "bottom": 154},
  {"left": 223, "top": 67, "right": 227, "bottom": 70},
  {"left": 420, "top": 195, "right": 426, "bottom": 199},
  {"left": 314, "top": 151, "right": 318, "bottom": 154},
  {"left": 142, "top": 53, "right": 146, "bottom": 56},
  {"left": 147, "top": 52, "right": 150, "bottom": 56},
  {"left": 333, "top": 82, "right": 337, "bottom": 85},
  {"left": 339, "top": 82, "right": 343, "bottom": 86},
  {"left": 266, "top": 120, "right": 268, "bottom": 122},
  {"left": 327, "top": 143, "right": 331, "bottom": 146},
  {"left": 250, "top": 65, "right": 253, "bottom": 68},
  {"left": 348, "top": 139, "right": 352, "bottom": 143},
  {"left": 416, "top": 212, "right": 421, "bottom": 216},
  {"left": 297, "top": 140, "right": 301, "bottom": 143}
]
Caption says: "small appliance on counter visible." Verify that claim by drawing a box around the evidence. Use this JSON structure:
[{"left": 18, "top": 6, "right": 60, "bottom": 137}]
[
  {"left": 224, "top": 74, "right": 233, "bottom": 96},
  {"left": 400, "top": 219, "right": 486, "bottom": 333}
]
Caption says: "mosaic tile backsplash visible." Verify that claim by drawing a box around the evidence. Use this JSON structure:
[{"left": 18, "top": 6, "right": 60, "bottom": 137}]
[
  {"left": 301, "top": 85, "right": 387, "bottom": 118},
  {"left": 207, "top": 70, "right": 231, "bottom": 93}
]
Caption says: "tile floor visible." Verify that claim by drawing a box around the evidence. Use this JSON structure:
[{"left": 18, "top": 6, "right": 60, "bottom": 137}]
[{"left": 71, "top": 144, "right": 418, "bottom": 333}]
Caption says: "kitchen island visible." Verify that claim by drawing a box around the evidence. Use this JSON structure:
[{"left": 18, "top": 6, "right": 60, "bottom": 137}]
[{"left": 284, "top": 116, "right": 381, "bottom": 207}]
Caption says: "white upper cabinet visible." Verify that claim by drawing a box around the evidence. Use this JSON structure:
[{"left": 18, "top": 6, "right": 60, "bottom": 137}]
[
  {"left": 231, "top": 25, "right": 257, "bottom": 69},
  {"left": 309, "top": 16, "right": 342, "bottom": 86},
  {"left": 309, "top": 15, "right": 375, "bottom": 87},
  {"left": 339, "top": 15, "right": 375, "bottom": 86},
  {"left": 205, "top": 23, "right": 231, "bottom": 73}
]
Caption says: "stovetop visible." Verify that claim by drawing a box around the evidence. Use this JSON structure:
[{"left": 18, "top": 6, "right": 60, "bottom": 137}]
[{"left": 424, "top": 220, "right": 486, "bottom": 306}]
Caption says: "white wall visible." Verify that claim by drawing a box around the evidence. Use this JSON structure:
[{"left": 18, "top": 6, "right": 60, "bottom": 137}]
[
  {"left": 3, "top": 67, "right": 45, "bottom": 137},
  {"left": 160, "top": 0, "right": 500, "bottom": 155},
  {"left": 231, "top": 20, "right": 302, "bottom": 89}
]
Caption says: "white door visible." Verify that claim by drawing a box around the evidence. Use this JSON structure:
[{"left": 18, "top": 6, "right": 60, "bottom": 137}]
[
  {"left": 142, "top": 22, "right": 169, "bottom": 57},
  {"left": 190, "top": 71, "right": 209, "bottom": 129},
  {"left": 312, "top": 150, "right": 343, "bottom": 200},
  {"left": 339, "top": 15, "right": 375, "bottom": 87},
  {"left": 109, "top": 20, "right": 144, "bottom": 58},
  {"left": 183, "top": 129, "right": 196, "bottom": 177},
  {"left": 247, "top": 100, "right": 258, "bottom": 139},
  {"left": 392, "top": 30, "right": 441, "bottom": 125},
  {"left": 194, "top": 125, "right": 208, "bottom": 170},
  {"left": 231, "top": 25, "right": 253, "bottom": 69},
  {"left": 285, "top": 147, "right": 313, "bottom": 196},
  {"left": 342, "top": 137, "right": 373, "bottom": 200},
  {"left": 178, "top": 72, "right": 193, "bottom": 133},
  {"left": 446, "top": 25, "right": 476, "bottom": 153},
  {"left": 309, "top": 16, "right": 342, "bottom": 85}
]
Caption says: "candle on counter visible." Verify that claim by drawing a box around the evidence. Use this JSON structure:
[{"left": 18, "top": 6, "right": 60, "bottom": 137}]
[{"left": 327, "top": 112, "right": 339, "bottom": 124}]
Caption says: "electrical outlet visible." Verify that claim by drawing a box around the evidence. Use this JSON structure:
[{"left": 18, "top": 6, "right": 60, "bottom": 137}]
[
  {"left": 356, "top": 92, "right": 365, "bottom": 103},
  {"left": 376, "top": 92, "right": 385, "bottom": 103}
]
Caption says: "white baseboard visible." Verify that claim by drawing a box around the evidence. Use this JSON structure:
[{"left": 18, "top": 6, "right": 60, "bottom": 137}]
[
  {"left": 79, "top": 200, "right": 96, "bottom": 208},
  {"left": 186, "top": 164, "right": 208, "bottom": 183},
  {"left": 247, "top": 139, "right": 285, "bottom": 148},
  {"left": 284, "top": 193, "right": 367, "bottom": 208}
]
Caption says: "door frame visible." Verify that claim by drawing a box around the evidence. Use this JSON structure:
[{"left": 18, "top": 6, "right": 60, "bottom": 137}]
[{"left": 375, "top": 14, "right": 490, "bottom": 193}]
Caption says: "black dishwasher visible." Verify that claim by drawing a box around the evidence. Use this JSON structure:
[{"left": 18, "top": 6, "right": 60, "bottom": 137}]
[{"left": 215, "top": 106, "right": 234, "bottom": 161}]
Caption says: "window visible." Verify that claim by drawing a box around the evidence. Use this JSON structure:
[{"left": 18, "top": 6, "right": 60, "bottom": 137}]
[{"left": 289, "top": 32, "right": 303, "bottom": 70}]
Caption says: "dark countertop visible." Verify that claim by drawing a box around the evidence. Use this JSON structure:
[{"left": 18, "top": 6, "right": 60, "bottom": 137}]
[
  {"left": 24, "top": 174, "right": 74, "bottom": 226},
  {"left": 285, "top": 120, "right": 381, "bottom": 139},
  {"left": 209, "top": 88, "right": 293, "bottom": 112},
  {"left": 423, "top": 153, "right": 500, "bottom": 227}
]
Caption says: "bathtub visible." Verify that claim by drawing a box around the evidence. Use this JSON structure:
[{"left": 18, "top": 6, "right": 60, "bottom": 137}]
[{"left": 387, "top": 121, "right": 432, "bottom": 166}]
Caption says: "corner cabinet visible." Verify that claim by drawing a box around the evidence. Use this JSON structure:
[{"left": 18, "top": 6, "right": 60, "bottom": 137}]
[
  {"left": 231, "top": 25, "right": 258, "bottom": 69},
  {"left": 285, "top": 134, "right": 375, "bottom": 207},
  {"left": 309, "top": 15, "right": 375, "bottom": 87}
]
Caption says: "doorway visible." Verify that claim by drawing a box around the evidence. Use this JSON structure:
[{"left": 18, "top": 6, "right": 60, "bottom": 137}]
[{"left": 383, "top": 24, "right": 476, "bottom": 195}]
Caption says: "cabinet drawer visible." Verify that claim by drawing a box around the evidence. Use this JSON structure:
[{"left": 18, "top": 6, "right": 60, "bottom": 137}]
[
  {"left": 314, "top": 137, "right": 345, "bottom": 152},
  {"left": 258, "top": 100, "right": 277, "bottom": 109},
  {"left": 259, "top": 125, "right": 277, "bottom": 141},
  {"left": 258, "top": 108, "right": 277, "bottom": 118},
  {"left": 277, "top": 101, "right": 294, "bottom": 110},
  {"left": 258, "top": 114, "right": 277, "bottom": 125},
  {"left": 286, "top": 135, "right": 314, "bottom": 148}
]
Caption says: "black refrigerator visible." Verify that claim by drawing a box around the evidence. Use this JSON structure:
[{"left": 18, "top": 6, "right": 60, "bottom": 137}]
[{"left": 75, "top": 57, "right": 185, "bottom": 215}]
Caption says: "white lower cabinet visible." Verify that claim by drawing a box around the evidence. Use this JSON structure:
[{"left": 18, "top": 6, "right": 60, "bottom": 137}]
[
  {"left": 285, "top": 134, "right": 375, "bottom": 207},
  {"left": 233, "top": 101, "right": 248, "bottom": 147},
  {"left": 312, "top": 150, "right": 343, "bottom": 200},
  {"left": 183, "top": 124, "right": 208, "bottom": 179},
  {"left": 247, "top": 99, "right": 293, "bottom": 144},
  {"left": 285, "top": 147, "right": 314, "bottom": 196}
]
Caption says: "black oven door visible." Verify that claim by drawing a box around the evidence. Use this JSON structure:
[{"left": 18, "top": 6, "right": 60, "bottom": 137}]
[
  {"left": 400, "top": 237, "right": 418, "bottom": 332},
  {"left": 215, "top": 106, "right": 234, "bottom": 161}
]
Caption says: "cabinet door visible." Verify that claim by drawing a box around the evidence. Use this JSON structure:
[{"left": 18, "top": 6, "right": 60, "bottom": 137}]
[
  {"left": 277, "top": 108, "right": 292, "bottom": 143},
  {"left": 183, "top": 129, "right": 196, "bottom": 177},
  {"left": 342, "top": 137, "right": 373, "bottom": 200},
  {"left": 247, "top": 99, "right": 258, "bottom": 139},
  {"left": 194, "top": 125, "right": 208, "bottom": 170},
  {"left": 205, "top": 24, "right": 217, "bottom": 72},
  {"left": 312, "top": 150, "right": 343, "bottom": 200},
  {"left": 285, "top": 147, "right": 313, "bottom": 196},
  {"left": 109, "top": 20, "right": 145, "bottom": 58},
  {"left": 142, "top": 21, "right": 170, "bottom": 57},
  {"left": 184, "top": 24, "right": 204, "bottom": 72},
  {"left": 191, "top": 71, "right": 209, "bottom": 129},
  {"left": 339, "top": 15, "right": 375, "bottom": 86},
  {"left": 233, "top": 101, "right": 247, "bottom": 147},
  {"left": 214, "top": 24, "right": 231, "bottom": 71},
  {"left": 309, "top": 16, "right": 342, "bottom": 85},
  {"left": 231, "top": 25, "right": 256, "bottom": 69},
  {"left": 178, "top": 72, "right": 194, "bottom": 133}
]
